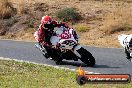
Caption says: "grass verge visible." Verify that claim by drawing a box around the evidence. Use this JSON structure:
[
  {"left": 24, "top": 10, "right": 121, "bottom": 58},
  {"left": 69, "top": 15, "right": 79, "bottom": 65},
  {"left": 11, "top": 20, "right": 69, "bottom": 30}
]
[{"left": 0, "top": 59, "right": 132, "bottom": 88}]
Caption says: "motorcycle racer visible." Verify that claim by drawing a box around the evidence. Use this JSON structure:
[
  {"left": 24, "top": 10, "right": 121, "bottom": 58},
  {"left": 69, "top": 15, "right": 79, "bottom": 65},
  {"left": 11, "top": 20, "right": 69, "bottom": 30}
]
[
  {"left": 34, "top": 25, "right": 95, "bottom": 66},
  {"left": 35, "top": 15, "right": 78, "bottom": 59}
]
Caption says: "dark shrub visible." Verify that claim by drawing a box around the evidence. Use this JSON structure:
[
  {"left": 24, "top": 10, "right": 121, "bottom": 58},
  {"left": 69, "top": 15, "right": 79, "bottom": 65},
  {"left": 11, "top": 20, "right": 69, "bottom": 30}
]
[
  {"left": 0, "top": 0, "right": 15, "bottom": 19},
  {"left": 56, "top": 7, "right": 82, "bottom": 22}
]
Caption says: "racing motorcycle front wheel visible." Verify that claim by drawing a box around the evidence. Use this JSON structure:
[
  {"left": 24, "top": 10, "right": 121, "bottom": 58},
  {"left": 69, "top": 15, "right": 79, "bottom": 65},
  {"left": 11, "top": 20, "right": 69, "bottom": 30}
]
[{"left": 77, "top": 47, "right": 95, "bottom": 67}]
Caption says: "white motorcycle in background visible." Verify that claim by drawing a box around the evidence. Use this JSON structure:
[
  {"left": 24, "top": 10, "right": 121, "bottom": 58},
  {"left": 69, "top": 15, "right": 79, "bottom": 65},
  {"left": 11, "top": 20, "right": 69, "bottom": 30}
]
[
  {"left": 34, "top": 27, "right": 95, "bottom": 66},
  {"left": 118, "top": 34, "right": 132, "bottom": 61}
]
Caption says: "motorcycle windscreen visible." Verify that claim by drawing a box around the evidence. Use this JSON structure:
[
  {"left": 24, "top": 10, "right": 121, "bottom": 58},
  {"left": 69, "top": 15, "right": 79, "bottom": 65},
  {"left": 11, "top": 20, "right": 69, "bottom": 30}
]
[{"left": 50, "top": 36, "right": 60, "bottom": 46}]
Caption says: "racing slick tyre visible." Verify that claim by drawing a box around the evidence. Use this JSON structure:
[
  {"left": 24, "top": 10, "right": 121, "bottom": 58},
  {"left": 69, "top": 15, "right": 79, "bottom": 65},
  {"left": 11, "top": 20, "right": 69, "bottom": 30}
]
[{"left": 77, "top": 47, "right": 95, "bottom": 67}]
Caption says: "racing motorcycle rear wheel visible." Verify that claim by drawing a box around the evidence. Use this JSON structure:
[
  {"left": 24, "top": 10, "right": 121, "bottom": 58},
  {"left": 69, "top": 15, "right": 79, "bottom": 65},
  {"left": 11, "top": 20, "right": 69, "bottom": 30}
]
[{"left": 77, "top": 47, "right": 95, "bottom": 67}]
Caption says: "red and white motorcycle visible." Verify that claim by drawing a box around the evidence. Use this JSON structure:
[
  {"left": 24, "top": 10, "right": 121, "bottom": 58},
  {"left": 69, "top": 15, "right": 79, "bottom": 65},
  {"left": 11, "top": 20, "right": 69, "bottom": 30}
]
[{"left": 34, "top": 27, "right": 95, "bottom": 66}]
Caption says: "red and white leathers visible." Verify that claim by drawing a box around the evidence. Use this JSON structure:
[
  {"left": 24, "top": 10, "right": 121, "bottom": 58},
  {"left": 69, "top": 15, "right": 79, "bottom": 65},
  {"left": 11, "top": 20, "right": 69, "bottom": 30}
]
[{"left": 37, "top": 15, "right": 69, "bottom": 46}]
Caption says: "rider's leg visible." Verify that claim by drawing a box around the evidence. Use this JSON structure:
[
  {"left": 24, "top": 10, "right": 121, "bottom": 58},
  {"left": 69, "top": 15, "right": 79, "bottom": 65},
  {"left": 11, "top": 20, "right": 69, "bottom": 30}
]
[
  {"left": 46, "top": 35, "right": 52, "bottom": 45},
  {"left": 44, "top": 31, "right": 52, "bottom": 46}
]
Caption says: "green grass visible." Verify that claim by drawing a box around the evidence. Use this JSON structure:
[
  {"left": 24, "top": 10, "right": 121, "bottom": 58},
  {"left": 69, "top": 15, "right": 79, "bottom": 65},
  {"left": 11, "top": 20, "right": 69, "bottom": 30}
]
[{"left": 0, "top": 59, "right": 132, "bottom": 88}]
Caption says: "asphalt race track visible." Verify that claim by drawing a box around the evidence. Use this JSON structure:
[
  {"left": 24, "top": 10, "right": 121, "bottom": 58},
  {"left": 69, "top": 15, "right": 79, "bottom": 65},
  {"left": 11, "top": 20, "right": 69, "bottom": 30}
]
[{"left": 0, "top": 40, "right": 132, "bottom": 76}]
